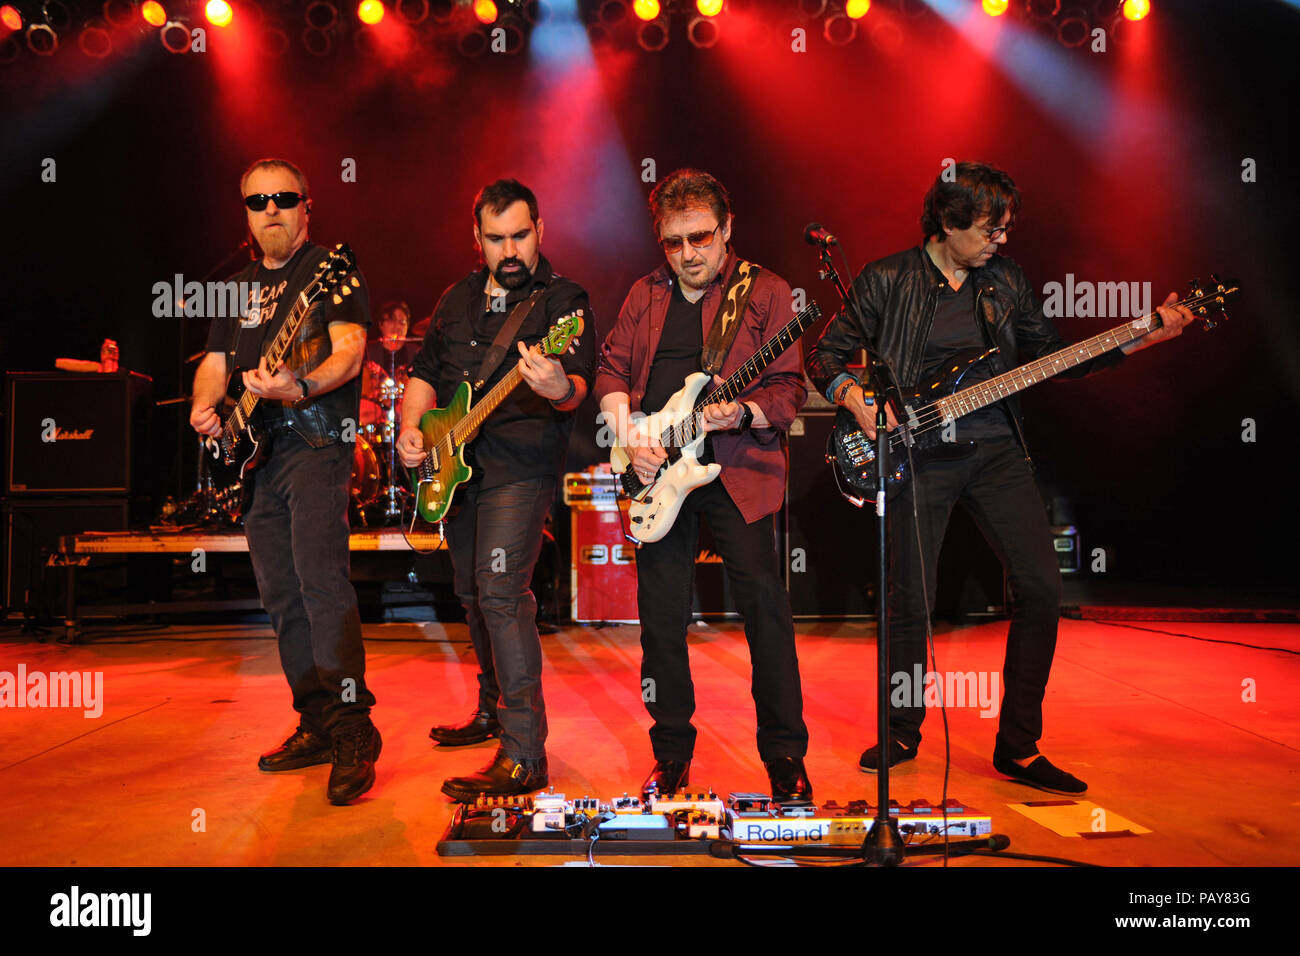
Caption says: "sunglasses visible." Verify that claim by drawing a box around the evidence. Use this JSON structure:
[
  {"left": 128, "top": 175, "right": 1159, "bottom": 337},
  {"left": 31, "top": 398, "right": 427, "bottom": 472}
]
[
  {"left": 659, "top": 223, "right": 721, "bottom": 254},
  {"left": 244, "top": 192, "right": 308, "bottom": 212}
]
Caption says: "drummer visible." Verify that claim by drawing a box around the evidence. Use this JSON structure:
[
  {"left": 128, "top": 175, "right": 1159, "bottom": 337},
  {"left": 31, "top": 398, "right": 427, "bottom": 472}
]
[{"left": 361, "top": 300, "right": 420, "bottom": 425}]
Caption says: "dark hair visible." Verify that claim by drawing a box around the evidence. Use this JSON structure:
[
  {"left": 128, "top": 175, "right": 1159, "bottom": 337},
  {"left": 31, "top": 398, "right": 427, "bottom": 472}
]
[
  {"left": 239, "top": 158, "right": 310, "bottom": 199},
  {"left": 648, "top": 168, "right": 731, "bottom": 237},
  {"left": 473, "top": 178, "right": 539, "bottom": 227},
  {"left": 380, "top": 301, "right": 410, "bottom": 323},
  {"left": 920, "top": 162, "right": 1019, "bottom": 241}
]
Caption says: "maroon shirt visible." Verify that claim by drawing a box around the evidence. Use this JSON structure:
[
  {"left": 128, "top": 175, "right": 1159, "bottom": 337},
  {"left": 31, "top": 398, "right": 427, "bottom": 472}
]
[{"left": 595, "top": 251, "right": 807, "bottom": 523}]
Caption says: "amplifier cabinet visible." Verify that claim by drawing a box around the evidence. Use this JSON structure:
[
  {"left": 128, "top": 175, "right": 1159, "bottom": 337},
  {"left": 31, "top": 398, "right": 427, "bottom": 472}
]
[
  {"left": 5, "top": 371, "right": 152, "bottom": 495},
  {"left": 2, "top": 497, "right": 129, "bottom": 614}
]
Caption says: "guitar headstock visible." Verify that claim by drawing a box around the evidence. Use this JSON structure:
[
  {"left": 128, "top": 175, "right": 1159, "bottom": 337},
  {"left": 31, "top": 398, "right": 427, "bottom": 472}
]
[
  {"left": 541, "top": 309, "right": 584, "bottom": 356},
  {"left": 311, "top": 243, "right": 360, "bottom": 305},
  {"left": 1185, "top": 274, "right": 1239, "bottom": 331}
]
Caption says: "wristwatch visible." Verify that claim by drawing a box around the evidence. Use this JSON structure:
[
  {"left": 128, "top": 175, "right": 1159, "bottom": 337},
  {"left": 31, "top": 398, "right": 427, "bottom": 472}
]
[
  {"left": 295, "top": 377, "right": 310, "bottom": 404},
  {"left": 737, "top": 403, "right": 754, "bottom": 431}
]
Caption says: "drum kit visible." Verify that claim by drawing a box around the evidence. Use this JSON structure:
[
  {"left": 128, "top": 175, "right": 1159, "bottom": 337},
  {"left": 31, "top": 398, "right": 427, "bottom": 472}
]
[{"left": 349, "top": 337, "right": 420, "bottom": 527}]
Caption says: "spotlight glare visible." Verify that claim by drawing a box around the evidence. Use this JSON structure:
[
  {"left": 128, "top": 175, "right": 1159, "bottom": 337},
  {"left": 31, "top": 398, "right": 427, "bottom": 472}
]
[
  {"left": 845, "top": 0, "right": 869, "bottom": 18},
  {"left": 0, "top": 4, "right": 21, "bottom": 31},
  {"left": 633, "top": 0, "right": 659, "bottom": 20},
  {"left": 473, "top": 0, "right": 496, "bottom": 23},
  {"left": 205, "top": 0, "right": 232, "bottom": 26},
  {"left": 141, "top": 0, "right": 166, "bottom": 26},
  {"left": 696, "top": 0, "right": 722, "bottom": 17},
  {"left": 1122, "top": 0, "right": 1149, "bottom": 20},
  {"left": 358, "top": 0, "right": 384, "bottom": 22},
  {"left": 982, "top": 0, "right": 1008, "bottom": 14}
]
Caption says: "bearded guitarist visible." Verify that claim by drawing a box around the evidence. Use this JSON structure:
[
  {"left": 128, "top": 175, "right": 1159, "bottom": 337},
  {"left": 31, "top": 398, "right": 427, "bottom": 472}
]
[
  {"left": 808, "top": 161, "right": 1195, "bottom": 795},
  {"left": 190, "top": 158, "right": 380, "bottom": 806},
  {"left": 397, "top": 179, "right": 594, "bottom": 802},
  {"left": 595, "top": 169, "right": 813, "bottom": 806}
]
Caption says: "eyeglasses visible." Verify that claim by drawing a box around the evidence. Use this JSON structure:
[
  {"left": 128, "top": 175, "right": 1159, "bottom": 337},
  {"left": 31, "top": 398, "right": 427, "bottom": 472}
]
[
  {"left": 978, "top": 222, "right": 1013, "bottom": 241},
  {"left": 244, "top": 192, "right": 308, "bottom": 212},
  {"left": 659, "top": 223, "right": 721, "bottom": 254}
]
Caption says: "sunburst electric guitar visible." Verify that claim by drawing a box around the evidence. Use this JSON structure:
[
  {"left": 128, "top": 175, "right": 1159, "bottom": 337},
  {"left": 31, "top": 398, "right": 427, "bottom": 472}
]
[
  {"left": 408, "top": 310, "right": 584, "bottom": 523},
  {"left": 610, "top": 301, "right": 822, "bottom": 544}
]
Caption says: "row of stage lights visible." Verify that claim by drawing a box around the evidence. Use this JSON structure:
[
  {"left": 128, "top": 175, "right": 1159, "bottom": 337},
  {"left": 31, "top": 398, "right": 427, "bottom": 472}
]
[{"left": 0, "top": 0, "right": 1154, "bottom": 61}]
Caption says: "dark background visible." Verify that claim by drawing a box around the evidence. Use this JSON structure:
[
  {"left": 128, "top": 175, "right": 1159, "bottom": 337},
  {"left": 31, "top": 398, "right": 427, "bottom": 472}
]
[{"left": 2, "top": 0, "right": 1296, "bottom": 594}]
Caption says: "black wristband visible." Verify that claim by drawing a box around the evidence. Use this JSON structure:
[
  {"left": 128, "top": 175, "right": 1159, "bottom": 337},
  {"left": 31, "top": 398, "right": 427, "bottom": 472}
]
[
  {"left": 550, "top": 376, "right": 576, "bottom": 406},
  {"left": 737, "top": 403, "right": 754, "bottom": 431}
]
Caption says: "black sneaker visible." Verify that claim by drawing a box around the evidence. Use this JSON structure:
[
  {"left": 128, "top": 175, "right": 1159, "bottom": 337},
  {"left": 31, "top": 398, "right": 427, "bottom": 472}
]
[
  {"left": 858, "top": 740, "right": 917, "bottom": 773},
  {"left": 327, "top": 725, "right": 382, "bottom": 805},
  {"left": 258, "top": 727, "right": 333, "bottom": 772}
]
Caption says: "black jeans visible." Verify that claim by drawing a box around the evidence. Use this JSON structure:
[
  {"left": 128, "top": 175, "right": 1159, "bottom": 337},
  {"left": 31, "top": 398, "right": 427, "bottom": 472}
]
[
  {"left": 885, "top": 435, "right": 1061, "bottom": 759},
  {"left": 635, "top": 480, "right": 808, "bottom": 763},
  {"left": 444, "top": 476, "right": 554, "bottom": 761},
  {"left": 244, "top": 431, "right": 375, "bottom": 739}
]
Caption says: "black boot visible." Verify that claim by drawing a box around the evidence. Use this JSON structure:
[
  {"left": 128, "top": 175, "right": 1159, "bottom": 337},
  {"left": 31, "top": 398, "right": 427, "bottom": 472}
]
[
  {"left": 640, "top": 760, "right": 691, "bottom": 800},
  {"left": 258, "top": 726, "right": 333, "bottom": 772},
  {"left": 429, "top": 710, "right": 501, "bottom": 746},
  {"left": 440, "top": 748, "right": 549, "bottom": 803},
  {"left": 327, "top": 724, "right": 382, "bottom": 805}
]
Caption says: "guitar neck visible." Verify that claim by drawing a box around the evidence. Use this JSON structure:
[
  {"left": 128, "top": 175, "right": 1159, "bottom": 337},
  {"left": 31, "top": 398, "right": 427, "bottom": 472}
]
[
  {"left": 226, "top": 288, "right": 314, "bottom": 435},
  {"left": 449, "top": 364, "right": 528, "bottom": 446},
  {"left": 932, "top": 312, "right": 1162, "bottom": 423}
]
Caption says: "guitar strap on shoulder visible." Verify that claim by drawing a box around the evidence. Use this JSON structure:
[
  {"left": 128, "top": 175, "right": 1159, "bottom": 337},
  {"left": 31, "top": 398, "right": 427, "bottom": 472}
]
[
  {"left": 475, "top": 288, "right": 546, "bottom": 390},
  {"left": 700, "top": 260, "right": 760, "bottom": 376}
]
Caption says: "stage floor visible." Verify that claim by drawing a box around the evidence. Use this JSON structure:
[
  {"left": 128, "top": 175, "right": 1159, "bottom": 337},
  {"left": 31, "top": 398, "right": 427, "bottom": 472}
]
[{"left": 1, "top": 616, "right": 1297, "bottom": 867}]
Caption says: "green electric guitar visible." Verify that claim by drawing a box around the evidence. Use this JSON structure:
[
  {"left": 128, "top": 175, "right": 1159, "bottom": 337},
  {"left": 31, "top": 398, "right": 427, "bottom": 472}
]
[{"left": 409, "top": 310, "right": 584, "bottom": 523}]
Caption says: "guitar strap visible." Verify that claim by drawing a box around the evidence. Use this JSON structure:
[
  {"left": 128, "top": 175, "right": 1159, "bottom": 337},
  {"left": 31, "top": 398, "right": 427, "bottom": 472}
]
[
  {"left": 700, "top": 260, "right": 760, "bottom": 375},
  {"left": 474, "top": 288, "right": 546, "bottom": 390}
]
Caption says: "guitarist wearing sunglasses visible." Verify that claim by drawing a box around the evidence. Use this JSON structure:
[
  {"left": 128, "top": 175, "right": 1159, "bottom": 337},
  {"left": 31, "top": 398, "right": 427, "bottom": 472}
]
[
  {"left": 397, "top": 179, "right": 595, "bottom": 802},
  {"left": 190, "top": 158, "right": 381, "bottom": 806},
  {"left": 808, "top": 161, "right": 1194, "bottom": 796},
  {"left": 594, "top": 169, "right": 813, "bottom": 805}
]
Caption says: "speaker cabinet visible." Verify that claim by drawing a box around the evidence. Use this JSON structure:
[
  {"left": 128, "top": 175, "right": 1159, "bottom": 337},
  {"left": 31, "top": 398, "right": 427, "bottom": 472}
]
[
  {"left": 5, "top": 371, "right": 152, "bottom": 495},
  {"left": 2, "top": 497, "right": 129, "bottom": 615}
]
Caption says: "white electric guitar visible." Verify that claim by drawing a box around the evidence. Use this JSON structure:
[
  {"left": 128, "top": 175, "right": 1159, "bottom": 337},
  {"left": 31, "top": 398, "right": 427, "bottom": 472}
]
[{"left": 610, "top": 302, "right": 821, "bottom": 543}]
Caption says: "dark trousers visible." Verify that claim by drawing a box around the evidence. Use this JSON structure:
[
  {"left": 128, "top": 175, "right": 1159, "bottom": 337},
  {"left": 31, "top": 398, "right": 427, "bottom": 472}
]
[
  {"left": 885, "top": 435, "right": 1061, "bottom": 759},
  {"left": 635, "top": 479, "right": 808, "bottom": 763},
  {"left": 244, "top": 433, "right": 375, "bottom": 739},
  {"left": 444, "top": 476, "right": 554, "bottom": 761}
]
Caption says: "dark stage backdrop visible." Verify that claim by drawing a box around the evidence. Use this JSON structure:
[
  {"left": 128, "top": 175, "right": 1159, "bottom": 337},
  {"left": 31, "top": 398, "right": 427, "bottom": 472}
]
[{"left": 1, "top": 0, "right": 1296, "bottom": 591}]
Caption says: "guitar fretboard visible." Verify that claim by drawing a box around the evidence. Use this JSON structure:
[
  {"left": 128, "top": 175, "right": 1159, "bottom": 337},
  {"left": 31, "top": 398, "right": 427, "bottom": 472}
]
[{"left": 223, "top": 287, "right": 316, "bottom": 449}]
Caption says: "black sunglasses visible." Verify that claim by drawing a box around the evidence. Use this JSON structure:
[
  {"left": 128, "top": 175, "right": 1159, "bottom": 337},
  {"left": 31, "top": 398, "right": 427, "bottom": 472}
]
[{"left": 244, "top": 192, "right": 308, "bottom": 212}]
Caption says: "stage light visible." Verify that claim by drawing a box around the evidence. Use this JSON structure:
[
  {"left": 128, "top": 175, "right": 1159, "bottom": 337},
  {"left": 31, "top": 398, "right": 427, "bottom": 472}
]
[
  {"left": 473, "top": 0, "right": 496, "bottom": 24},
  {"left": 1121, "top": 0, "right": 1148, "bottom": 20},
  {"left": 258, "top": 19, "right": 290, "bottom": 55},
  {"left": 456, "top": 24, "right": 488, "bottom": 53},
  {"left": 687, "top": 14, "right": 717, "bottom": 46},
  {"left": 302, "top": 25, "right": 332, "bottom": 53},
  {"left": 358, "top": 0, "right": 384, "bottom": 23},
  {"left": 982, "top": 0, "right": 1009, "bottom": 15},
  {"left": 0, "top": 4, "right": 21, "bottom": 32},
  {"left": 42, "top": 0, "right": 72, "bottom": 31},
  {"left": 636, "top": 16, "right": 667, "bottom": 50},
  {"left": 205, "top": 0, "right": 232, "bottom": 27},
  {"left": 823, "top": 11, "right": 856, "bottom": 43},
  {"left": 102, "top": 0, "right": 133, "bottom": 26},
  {"left": 395, "top": 0, "right": 428, "bottom": 23},
  {"left": 305, "top": 1, "right": 339, "bottom": 29},
  {"left": 696, "top": 0, "right": 722, "bottom": 17},
  {"left": 26, "top": 22, "right": 57, "bottom": 53},
  {"left": 798, "top": 0, "right": 826, "bottom": 18},
  {"left": 633, "top": 0, "right": 657, "bottom": 21},
  {"left": 1056, "top": 6, "right": 1088, "bottom": 45},
  {"left": 77, "top": 18, "right": 113, "bottom": 56},
  {"left": 141, "top": 0, "right": 166, "bottom": 27},
  {"left": 845, "top": 0, "right": 869, "bottom": 19},
  {"left": 161, "top": 18, "right": 191, "bottom": 51}
]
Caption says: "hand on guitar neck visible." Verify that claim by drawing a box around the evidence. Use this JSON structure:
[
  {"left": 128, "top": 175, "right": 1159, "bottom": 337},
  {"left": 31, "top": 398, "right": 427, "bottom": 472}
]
[{"left": 1117, "top": 291, "right": 1196, "bottom": 355}]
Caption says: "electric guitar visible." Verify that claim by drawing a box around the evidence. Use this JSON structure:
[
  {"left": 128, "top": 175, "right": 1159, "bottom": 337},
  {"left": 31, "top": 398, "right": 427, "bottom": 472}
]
[
  {"left": 829, "top": 275, "right": 1239, "bottom": 503},
  {"left": 610, "top": 301, "right": 822, "bottom": 544},
  {"left": 409, "top": 310, "right": 584, "bottom": 523},
  {"left": 204, "top": 244, "right": 360, "bottom": 508}
]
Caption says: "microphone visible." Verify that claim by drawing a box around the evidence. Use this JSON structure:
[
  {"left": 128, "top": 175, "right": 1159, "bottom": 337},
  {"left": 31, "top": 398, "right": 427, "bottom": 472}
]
[{"left": 804, "top": 222, "right": 837, "bottom": 247}]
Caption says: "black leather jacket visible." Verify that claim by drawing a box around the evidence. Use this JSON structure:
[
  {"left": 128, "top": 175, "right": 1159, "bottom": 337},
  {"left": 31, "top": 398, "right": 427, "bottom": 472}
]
[{"left": 807, "top": 245, "right": 1123, "bottom": 451}]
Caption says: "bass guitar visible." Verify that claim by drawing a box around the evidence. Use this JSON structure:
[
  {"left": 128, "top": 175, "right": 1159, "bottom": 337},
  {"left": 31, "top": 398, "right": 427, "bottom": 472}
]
[
  {"left": 409, "top": 310, "right": 584, "bottom": 523},
  {"left": 611, "top": 301, "right": 822, "bottom": 544},
  {"left": 204, "top": 244, "right": 360, "bottom": 511},
  {"left": 829, "top": 275, "right": 1238, "bottom": 503}
]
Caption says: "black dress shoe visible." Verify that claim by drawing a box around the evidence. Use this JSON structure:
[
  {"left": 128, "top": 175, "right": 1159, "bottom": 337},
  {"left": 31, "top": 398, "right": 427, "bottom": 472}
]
[
  {"left": 429, "top": 710, "right": 501, "bottom": 746},
  {"left": 765, "top": 756, "right": 813, "bottom": 804},
  {"left": 440, "top": 749, "right": 549, "bottom": 803},
  {"left": 640, "top": 760, "right": 690, "bottom": 800},
  {"left": 258, "top": 726, "right": 333, "bottom": 772},
  {"left": 858, "top": 740, "right": 917, "bottom": 773},
  {"left": 327, "top": 724, "right": 382, "bottom": 805},
  {"left": 993, "top": 751, "right": 1087, "bottom": 796}
]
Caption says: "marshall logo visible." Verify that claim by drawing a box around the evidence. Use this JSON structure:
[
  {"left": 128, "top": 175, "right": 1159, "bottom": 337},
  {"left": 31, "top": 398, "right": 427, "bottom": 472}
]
[{"left": 40, "top": 419, "right": 95, "bottom": 442}]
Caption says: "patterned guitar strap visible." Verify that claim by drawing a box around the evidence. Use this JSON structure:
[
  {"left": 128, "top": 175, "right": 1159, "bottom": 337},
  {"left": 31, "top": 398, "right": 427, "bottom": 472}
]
[{"left": 700, "top": 260, "right": 761, "bottom": 376}]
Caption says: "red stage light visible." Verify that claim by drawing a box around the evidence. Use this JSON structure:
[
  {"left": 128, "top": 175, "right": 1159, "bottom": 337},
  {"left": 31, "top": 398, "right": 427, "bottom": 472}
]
[
  {"left": 1122, "top": 0, "right": 1149, "bottom": 20},
  {"left": 982, "top": 0, "right": 1008, "bottom": 15},
  {"left": 696, "top": 0, "right": 723, "bottom": 17},
  {"left": 141, "top": 0, "right": 167, "bottom": 27},
  {"left": 473, "top": 0, "right": 497, "bottom": 23},
  {"left": 0, "top": 4, "right": 22, "bottom": 31},
  {"left": 633, "top": 0, "right": 659, "bottom": 20},
  {"left": 845, "top": 0, "right": 869, "bottom": 19},
  {"left": 205, "top": 0, "right": 233, "bottom": 26},
  {"left": 358, "top": 0, "right": 384, "bottom": 23}
]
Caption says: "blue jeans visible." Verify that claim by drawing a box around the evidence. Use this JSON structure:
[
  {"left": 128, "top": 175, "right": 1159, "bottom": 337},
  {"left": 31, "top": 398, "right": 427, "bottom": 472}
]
[
  {"left": 244, "top": 430, "right": 375, "bottom": 738},
  {"left": 444, "top": 476, "right": 555, "bottom": 761}
]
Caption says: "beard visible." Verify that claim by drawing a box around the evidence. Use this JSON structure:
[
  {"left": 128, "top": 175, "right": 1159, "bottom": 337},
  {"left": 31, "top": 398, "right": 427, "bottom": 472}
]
[
  {"left": 493, "top": 257, "right": 531, "bottom": 290},
  {"left": 256, "top": 224, "right": 294, "bottom": 263}
]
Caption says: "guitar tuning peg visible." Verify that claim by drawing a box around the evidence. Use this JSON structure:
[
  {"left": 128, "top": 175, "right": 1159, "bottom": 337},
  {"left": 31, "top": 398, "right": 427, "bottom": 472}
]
[
  {"left": 350, "top": 277, "right": 360, "bottom": 287},
  {"left": 341, "top": 285, "right": 352, "bottom": 295},
  {"left": 332, "top": 294, "right": 343, "bottom": 305}
]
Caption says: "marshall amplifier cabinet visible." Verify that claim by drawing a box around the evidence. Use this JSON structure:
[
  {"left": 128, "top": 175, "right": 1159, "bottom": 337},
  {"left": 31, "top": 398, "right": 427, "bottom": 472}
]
[{"left": 5, "top": 371, "right": 152, "bottom": 495}]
